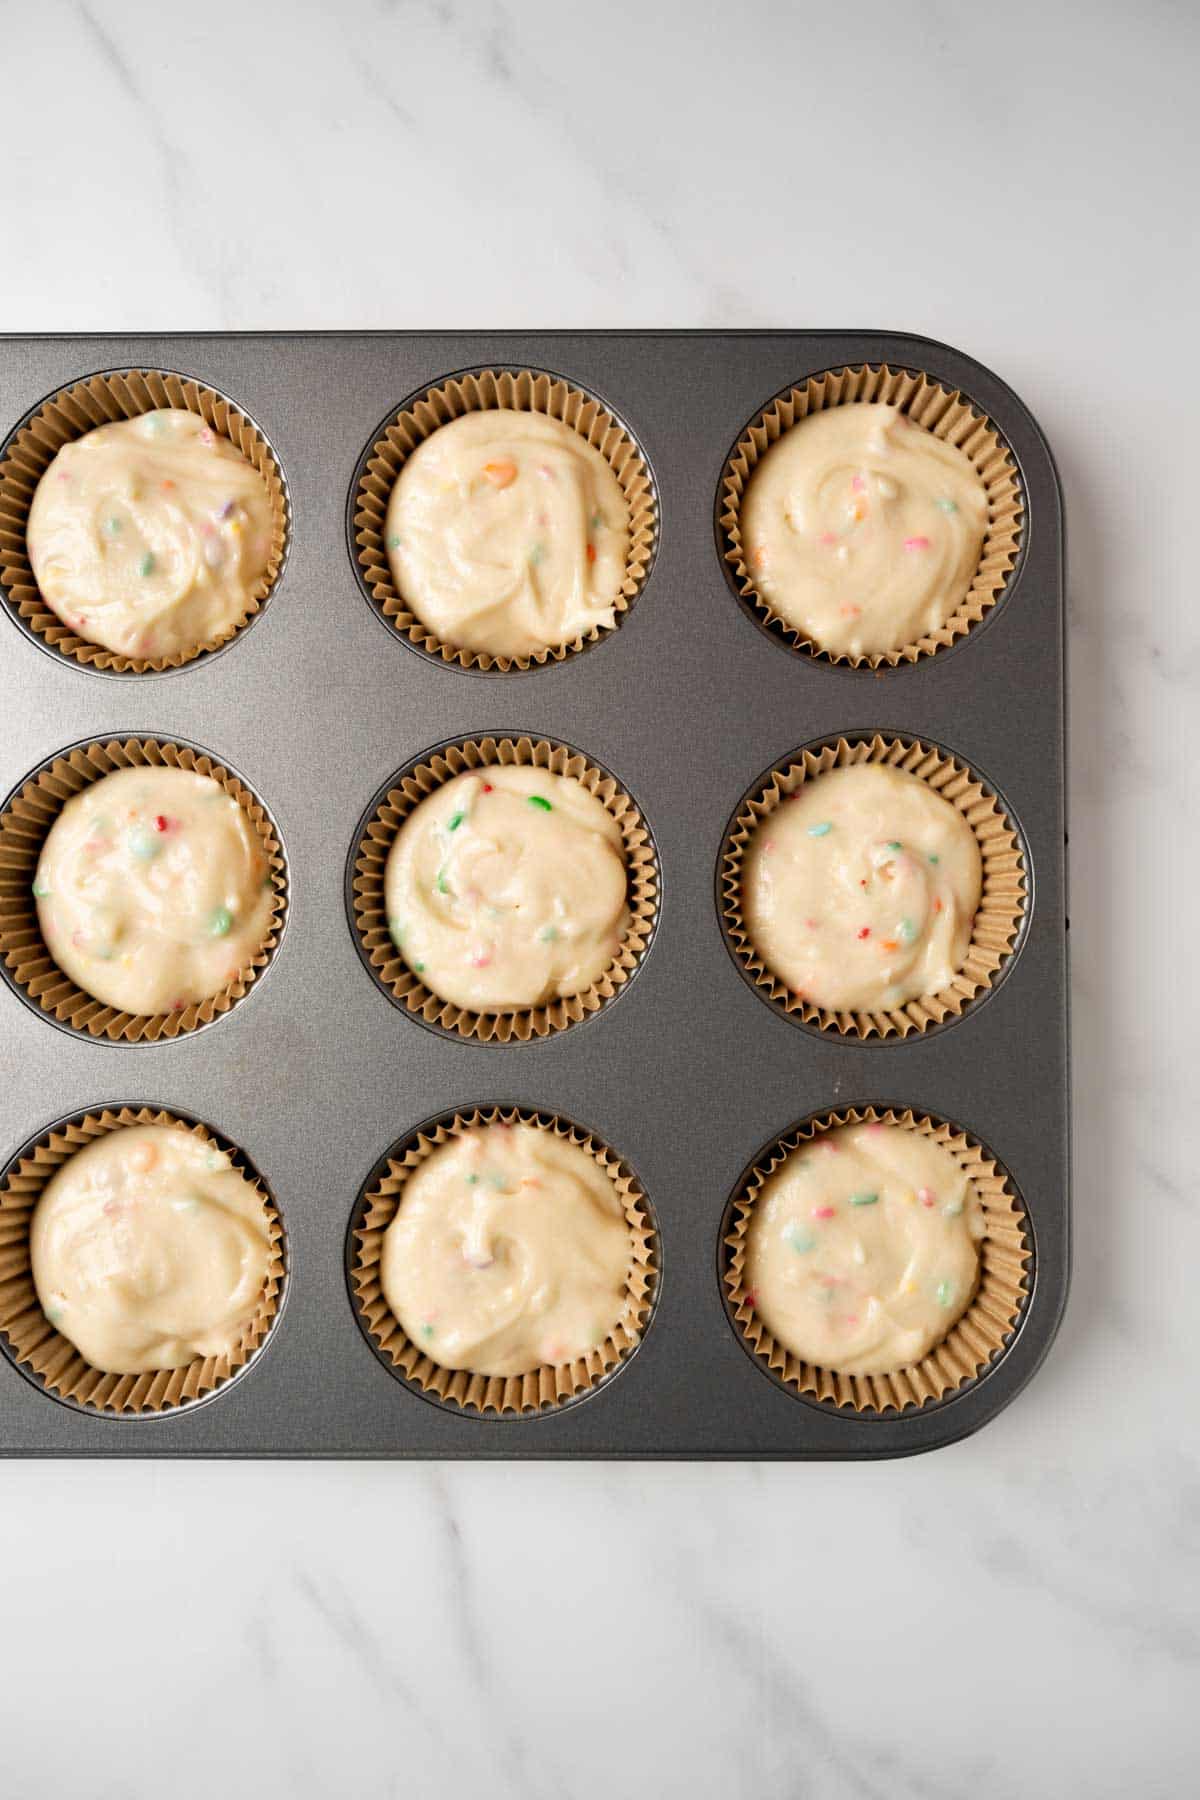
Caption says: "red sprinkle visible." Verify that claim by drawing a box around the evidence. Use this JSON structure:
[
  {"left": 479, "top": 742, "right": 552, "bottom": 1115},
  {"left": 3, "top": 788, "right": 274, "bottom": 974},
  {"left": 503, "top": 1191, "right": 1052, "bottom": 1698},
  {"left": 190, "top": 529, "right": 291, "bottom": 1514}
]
[
  {"left": 904, "top": 535, "right": 931, "bottom": 552},
  {"left": 812, "top": 1205, "right": 836, "bottom": 1220},
  {"left": 586, "top": 542, "right": 597, "bottom": 563},
  {"left": 482, "top": 783, "right": 494, "bottom": 793},
  {"left": 857, "top": 926, "right": 870, "bottom": 939},
  {"left": 919, "top": 1187, "right": 936, "bottom": 1208},
  {"left": 153, "top": 815, "right": 169, "bottom": 833}
]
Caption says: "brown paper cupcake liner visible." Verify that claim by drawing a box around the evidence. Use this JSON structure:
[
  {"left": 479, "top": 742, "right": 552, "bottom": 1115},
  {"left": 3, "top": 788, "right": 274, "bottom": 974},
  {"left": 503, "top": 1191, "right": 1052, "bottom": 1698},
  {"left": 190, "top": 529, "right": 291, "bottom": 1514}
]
[
  {"left": 721, "top": 732, "right": 1027, "bottom": 1040},
  {"left": 0, "top": 736, "right": 287, "bottom": 1043},
  {"left": 351, "top": 367, "right": 657, "bottom": 672},
  {"left": 350, "top": 734, "right": 658, "bottom": 1044},
  {"left": 0, "top": 1105, "right": 285, "bottom": 1416},
  {"left": 350, "top": 1105, "right": 658, "bottom": 1417},
  {"left": 0, "top": 367, "right": 290, "bottom": 673},
  {"left": 722, "top": 1105, "right": 1031, "bottom": 1415},
  {"left": 719, "top": 363, "right": 1024, "bottom": 667}
]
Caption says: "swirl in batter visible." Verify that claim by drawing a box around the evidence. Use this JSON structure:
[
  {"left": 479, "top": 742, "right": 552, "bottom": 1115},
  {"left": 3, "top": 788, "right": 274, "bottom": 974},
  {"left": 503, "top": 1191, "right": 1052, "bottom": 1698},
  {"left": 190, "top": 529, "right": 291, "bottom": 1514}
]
[
  {"left": 742, "top": 763, "right": 981, "bottom": 1012},
  {"left": 744, "top": 1122, "right": 984, "bottom": 1376},
  {"left": 381, "top": 1121, "right": 634, "bottom": 1377},
  {"left": 27, "top": 409, "right": 274, "bottom": 659},
  {"left": 35, "top": 765, "right": 275, "bottom": 1016},
  {"left": 384, "top": 765, "right": 629, "bottom": 1012},
  {"left": 740, "top": 403, "right": 988, "bottom": 657},
  {"left": 31, "top": 1124, "right": 274, "bottom": 1375},
  {"left": 385, "top": 410, "right": 630, "bottom": 659}
]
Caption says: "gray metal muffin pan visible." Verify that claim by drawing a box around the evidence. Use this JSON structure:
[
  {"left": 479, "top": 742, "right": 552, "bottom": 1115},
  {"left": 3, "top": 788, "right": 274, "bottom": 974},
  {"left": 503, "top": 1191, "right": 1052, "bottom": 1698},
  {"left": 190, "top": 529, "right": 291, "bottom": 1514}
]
[{"left": 0, "top": 332, "right": 1069, "bottom": 1458}]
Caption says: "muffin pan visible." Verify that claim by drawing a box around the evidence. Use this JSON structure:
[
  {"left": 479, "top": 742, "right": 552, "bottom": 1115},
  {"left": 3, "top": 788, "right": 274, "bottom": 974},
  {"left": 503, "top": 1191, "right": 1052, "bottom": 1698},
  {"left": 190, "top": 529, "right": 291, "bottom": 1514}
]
[{"left": 0, "top": 332, "right": 1069, "bottom": 1457}]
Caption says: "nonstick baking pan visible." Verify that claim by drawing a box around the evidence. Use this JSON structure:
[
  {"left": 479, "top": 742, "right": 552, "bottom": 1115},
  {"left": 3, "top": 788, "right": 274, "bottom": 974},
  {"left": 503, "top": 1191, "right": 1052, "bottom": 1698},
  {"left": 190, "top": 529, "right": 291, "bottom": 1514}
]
[{"left": 0, "top": 332, "right": 1069, "bottom": 1457}]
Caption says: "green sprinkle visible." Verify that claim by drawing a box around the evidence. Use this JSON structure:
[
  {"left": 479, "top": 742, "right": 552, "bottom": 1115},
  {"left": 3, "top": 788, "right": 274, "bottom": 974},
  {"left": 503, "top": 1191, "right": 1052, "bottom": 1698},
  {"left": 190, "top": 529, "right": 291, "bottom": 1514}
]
[
  {"left": 32, "top": 876, "right": 50, "bottom": 898},
  {"left": 935, "top": 498, "right": 958, "bottom": 514},
  {"left": 420, "top": 1322, "right": 435, "bottom": 1338},
  {"left": 936, "top": 1281, "right": 953, "bottom": 1308},
  {"left": 127, "top": 827, "right": 158, "bottom": 861},
  {"left": 528, "top": 795, "right": 553, "bottom": 813},
  {"left": 485, "top": 1172, "right": 509, "bottom": 1192},
  {"left": 784, "top": 1222, "right": 816, "bottom": 1254},
  {"left": 387, "top": 533, "right": 403, "bottom": 548},
  {"left": 898, "top": 917, "right": 917, "bottom": 942},
  {"left": 942, "top": 1200, "right": 964, "bottom": 1218},
  {"left": 446, "top": 810, "right": 466, "bottom": 832},
  {"left": 435, "top": 867, "right": 450, "bottom": 895},
  {"left": 105, "top": 516, "right": 122, "bottom": 536},
  {"left": 47, "top": 1306, "right": 63, "bottom": 1325},
  {"left": 413, "top": 960, "right": 426, "bottom": 974},
  {"left": 886, "top": 841, "right": 902, "bottom": 853},
  {"left": 590, "top": 510, "right": 605, "bottom": 532},
  {"left": 528, "top": 542, "right": 545, "bottom": 567},
  {"left": 538, "top": 925, "right": 559, "bottom": 943},
  {"left": 262, "top": 872, "right": 274, "bottom": 890},
  {"left": 466, "top": 1174, "right": 480, "bottom": 1186},
  {"left": 848, "top": 1192, "right": 879, "bottom": 1207},
  {"left": 208, "top": 905, "right": 233, "bottom": 938},
  {"left": 928, "top": 853, "right": 940, "bottom": 865},
  {"left": 388, "top": 918, "right": 405, "bottom": 948},
  {"left": 138, "top": 552, "right": 156, "bottom": 577},
  {"left": 807, "top": 821, "right": 833, "bottom": 838}
]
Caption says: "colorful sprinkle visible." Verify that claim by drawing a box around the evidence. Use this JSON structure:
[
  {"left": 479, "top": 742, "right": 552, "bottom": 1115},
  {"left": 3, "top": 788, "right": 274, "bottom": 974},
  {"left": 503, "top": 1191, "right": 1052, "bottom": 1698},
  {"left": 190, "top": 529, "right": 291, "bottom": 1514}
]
[
  {"left": 387, "top": 533, "right": 403, "bottom": 549},
  {"left": 807, "top": 821, "right": 833, "bottom": 838},
  {"left": 388, "top": 919, "right": 404, "bottom": 948},
  {"left": 936, "top": 1281, "right": 953, "bottom": 1308},
  {"left": 483, "top": 459, "right": 518, "bottom": 488},
  {"left": 918, "top": 1187, "right": 936, "bottom": 1209},
  {"left": 32, "top": 876, "right": 50, "bottom": 898},
  {"left": 850, "top": 474, "right": 865, "bottom": 493},
  {"left": 848, "top": 1192, "right": 879, "bottom": 1207},
  {"left": 886, "top": 841, "right": 902, "bottom": 853},
  {"left": 420, "top": 1322, "right": 435, "bottom": 1338},
  {"left": 435, "top": 867, "right": 450, "bottom": 895},
  {"left": 153, "top": 814, "right": 170, "bottom": 833},
  {"left": 817, "top": 530, "right": 839, "bottom": 547},
  {"left": 127, "top": 827, "right": 158, "bottom": 861},
  {"left": 538, "top": 925, "right": 559, "bottom": 943},
  {"left": 880, "top": 938, "right": 899, "bottom": 953},
  {"left": 528, "top": 542, "right": 545, "bottom": 566},
  {"left": 528, "top": 795, "right": 553, "bottom": 812},
  {"left": 469, "top": 947, "right": 492, "bottom": 968},
  {"left": 485, "top": 1172, "right": 509, "bottom": 1192},
  {"left": 935, "top": 498, "right": 958, "bottom": 514},
  {"left": 898, "top": 917, "right": 917, "bottom": 942},
  {"left": 928, "top": 852, "right": 940, "bottom": 864},
  {"left": 466, "top": 1174, "right": 479, "bottom": 1186},
  {"left": 138, "top": 552, "right": 156, "bottom": 577},
  {"left": 105, "top": 516, "right": 122, "bottom": 535},
  {"left": 586, "top": 542, "right": 597, "bottom": 564},
  {"left": 589, "top": 510, "right": 605, "bottom": 532},
  {"left": 784, "top": 1222, "right": 816, "bottom": 1254},
  {"left": 812, "top": 1205, "right": 836, "bottom": 1221},
  {"left": 857, "top": 926, "right": 871, "bottom": 940},
  {"left": 413, "top": 961, "right": 426, "bottom": 973},
  {"left": 446, "top": 810, "right": 466, "bottom": 832},
  {"left": 208, "top": 906, "right": 233, "bottom": 938},
  {"left": 904, "top": 536, "right": 931, "bottom": 552}
]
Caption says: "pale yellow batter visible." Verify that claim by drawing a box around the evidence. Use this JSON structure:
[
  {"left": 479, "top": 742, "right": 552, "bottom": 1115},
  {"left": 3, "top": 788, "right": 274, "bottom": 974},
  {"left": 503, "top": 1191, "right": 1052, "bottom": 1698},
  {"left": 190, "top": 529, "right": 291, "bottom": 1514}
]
[
  {"left": 35, "top": 765, "right": 275, "bottom": 1016},
  {"left": 381, "top": 1122, "right": 634, "bottom": 1377},
  {"left": 27, "top": 409, "right": 274, "bottom": 659},
  {"left": 31, "top": 1124, "right": 274, "bottom": 1375},
  {"left": 744, "top": 1122, "right": 984, "bottom": 1376},
  {"left": 384, "top": 766, "right": 628, "bottom": 1012},
  {"left": 742, "top": 763, "right": 981, "bottom": 1013},
  {"left": 740, "top": 403, "right": 988, "bottom": 657},
  {"left": 385, "top": 410, "right": 630, "bottom": 659}
]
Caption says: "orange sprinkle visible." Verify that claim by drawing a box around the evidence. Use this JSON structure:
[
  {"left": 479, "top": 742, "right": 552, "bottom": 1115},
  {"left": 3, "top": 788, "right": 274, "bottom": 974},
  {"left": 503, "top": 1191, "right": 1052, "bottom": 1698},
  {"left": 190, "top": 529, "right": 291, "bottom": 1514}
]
[
  {"left": 586, "top": 542, "right": 596, "bottom": 563},
  {"left": 753, "top": 546, "right": 768, "bottom": 570},
  {"left": 880, "top": 939, "right": 899, "bottom": 953},
  {"left": 482, "top": 459, "right": 517, "bottom": 488},
  {"left": 934, "top": 898, "right": 943, "bottom": 913},
  {"left": 161, "top": 478, "right": 175, "bottom": 491}
]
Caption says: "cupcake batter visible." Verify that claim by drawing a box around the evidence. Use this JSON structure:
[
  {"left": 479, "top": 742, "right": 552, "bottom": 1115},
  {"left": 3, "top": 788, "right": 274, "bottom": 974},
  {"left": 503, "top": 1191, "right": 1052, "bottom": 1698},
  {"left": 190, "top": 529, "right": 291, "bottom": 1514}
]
[
  {"left": 27, "top": 409, "right": 274, "bottom": 659},
  {"left": 385, "top": 409, "right": 630, "bottom": 658},
  {"left": 384, "top": 765, "right": 629, "bottom": 1013},
  {"left": 740, "top": 403, "right": 988, "bottom": 657},
  {"left": 31, "top": 1123, "right": 274, "bottom": 1375},
  {"left": 35, "top": 765, "right": 275, "bottom": 1016},
  {"left": 744, "top": 1122, "right": 984, "bottom": 1376},
  {"left": 742, "top": 763, "right": 981, "bottom": 1012},
  {"left": 381, "top": 1121, "right": 634, "bottom": 1377}
]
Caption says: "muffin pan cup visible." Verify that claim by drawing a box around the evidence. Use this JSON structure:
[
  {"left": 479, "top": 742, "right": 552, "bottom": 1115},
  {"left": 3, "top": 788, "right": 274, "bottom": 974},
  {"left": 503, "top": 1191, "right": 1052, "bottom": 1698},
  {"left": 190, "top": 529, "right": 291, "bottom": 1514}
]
[{"left": 0, "top": 332, "right": 1068, "bottom": 1458}]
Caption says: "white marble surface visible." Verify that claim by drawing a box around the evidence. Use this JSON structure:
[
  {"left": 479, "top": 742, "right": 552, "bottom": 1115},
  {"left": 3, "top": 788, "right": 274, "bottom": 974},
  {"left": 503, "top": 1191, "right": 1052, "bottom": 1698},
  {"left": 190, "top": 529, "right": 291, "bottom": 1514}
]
[{"left": 2, "top": 1, "right": 1197, "bottom": 1793}]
